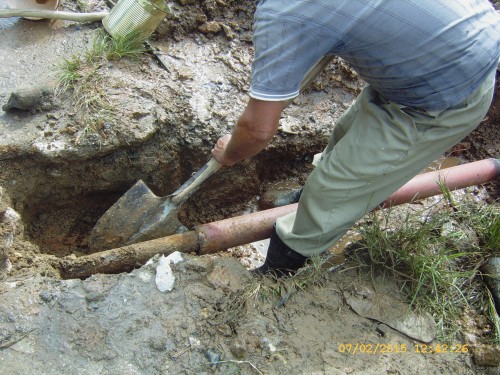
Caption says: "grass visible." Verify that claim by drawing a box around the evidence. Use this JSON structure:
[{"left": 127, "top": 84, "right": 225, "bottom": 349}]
[
  {"left": 348, "top": 190, "right": 499, "bottom": 343},
  {"left": 250, "top": 255, "right": 329, "bottom": 306},
  {"left": 59, "top": 31, "right": 146, "bottom": 91},
  {"left": 57, "top": 31, "right": 147, "bottom": 142}
]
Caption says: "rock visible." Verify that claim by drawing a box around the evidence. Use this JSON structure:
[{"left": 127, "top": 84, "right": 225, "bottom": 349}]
[
  {"left": 176, "top": 66, "right": 194, "bottom": 80},
  {"left": 2, "top": 83, "right": 55, "bottom": 112},
  {"left": 471, "top": 344, "right": 500, "bottom": 367},
  {"left": 344, "top": 287, "right": 437, "bottom": 343},
  {"left": 198, "top": 21, "right": 221, "bottom": 34},
  {"left": 260, "top": 181, "right": 303, "bottom": 209},
  {"left": 184, "top": 256, "right": 214, "bottom": 273},
  {"left": 155, "top": 252, "right": 184, "bottom": 292},
  {"left": 229, "top": 338, "right": 247, "bottom": 359},
  {"left": 221, "top": 23, "right": 235, "bottom": 39}
]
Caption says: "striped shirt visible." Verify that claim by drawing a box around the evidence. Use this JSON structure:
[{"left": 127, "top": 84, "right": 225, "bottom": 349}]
[{"left": 250, "top": 0, "right": 500, "bottom": 111}]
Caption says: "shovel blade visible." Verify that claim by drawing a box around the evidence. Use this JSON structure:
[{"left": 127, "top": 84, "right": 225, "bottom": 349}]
[
  {"left": 89, "top": 180, "right": 180, "bottom": 251},
  {"left": 90, "top": 158, "right": 222, "bottom": 251}
]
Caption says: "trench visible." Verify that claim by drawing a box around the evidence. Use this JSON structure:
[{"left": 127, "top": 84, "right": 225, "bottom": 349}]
[
  {"left": 9, "top": 143, "right": 319, "bottom": 259},
  {"left": 15, "top": 150, "right": 464, "bottom": 260},
  {"left": 5, "top": 133, "right": 466, "bottom": 262}
]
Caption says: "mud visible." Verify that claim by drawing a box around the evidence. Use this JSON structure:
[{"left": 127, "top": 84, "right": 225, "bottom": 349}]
[
  {"left": 0, "top": 0, "right": 499, "bottom": 373},
  {"left": 0, "top": 255, "right": 485, "bottom": 374}
]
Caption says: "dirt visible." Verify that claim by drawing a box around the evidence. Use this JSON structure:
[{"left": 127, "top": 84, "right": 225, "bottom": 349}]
[{"left": 0, "top": 0, "right": 499, "bottom": 374}]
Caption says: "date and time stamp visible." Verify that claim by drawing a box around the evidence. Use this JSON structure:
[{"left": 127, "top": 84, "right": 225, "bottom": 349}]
[{"left": 337, "top": 343, "right": 470, "bottom": 355}]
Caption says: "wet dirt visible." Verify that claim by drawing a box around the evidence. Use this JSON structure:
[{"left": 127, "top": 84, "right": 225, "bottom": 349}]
[
  {"left": 0, "top": 0, "right": 499, "bottom": 373},
  {"left": 0, "top": 255, "right": 485, "bottom": 374}
]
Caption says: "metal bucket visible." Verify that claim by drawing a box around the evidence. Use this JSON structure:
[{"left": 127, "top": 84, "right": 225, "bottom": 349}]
[{"left": 102, "top": 0, "right": 168, "bottom": 40}]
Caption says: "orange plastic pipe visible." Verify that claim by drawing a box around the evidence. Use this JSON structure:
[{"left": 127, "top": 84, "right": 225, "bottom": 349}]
[
  {"left": 380, "top": 158, "right": 499, "bottom": 208},
  {"left": 197, "top": 158, "right": 499, "bottom": 254}
]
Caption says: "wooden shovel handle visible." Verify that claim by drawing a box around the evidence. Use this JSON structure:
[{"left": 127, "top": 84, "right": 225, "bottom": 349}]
[{"left": 171, "top": 158, "right": 222, "bottom": 204}]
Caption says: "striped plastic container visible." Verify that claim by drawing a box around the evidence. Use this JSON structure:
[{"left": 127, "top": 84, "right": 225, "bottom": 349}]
[{"left": 102, "top": 0, "right": 168, "bottom": 39}]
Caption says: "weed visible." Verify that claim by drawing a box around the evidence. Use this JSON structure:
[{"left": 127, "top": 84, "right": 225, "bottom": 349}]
[
  {"left": 348, "top": 190, "right": 499, "bottom": 343},
  {"left": 58, "top": 56, "right": 84, "bottom": 92},
  {"left": 103, "top": 32, "right": 147, "bottom": 60},
  {"left": 76, "top": 0, "right": 100, "bottom": 13},
  {"left": 76, "top": 0, "right": 90, "bottom": 12},
  {"left": 244, "top": 254, "right": 329, "bottom": 306}
]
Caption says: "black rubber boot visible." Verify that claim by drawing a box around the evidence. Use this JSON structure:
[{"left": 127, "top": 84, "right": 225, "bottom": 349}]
[
  {"left": 253, "top": 225, "right": 308, "bottom": 277},
  {"left": 290, "top": 188, "right": 303, "bottom": 204}
]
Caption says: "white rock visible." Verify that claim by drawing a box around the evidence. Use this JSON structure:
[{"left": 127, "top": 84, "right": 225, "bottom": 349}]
[{"left": 155, "top": 252, "right": 184, "bottom": 292}]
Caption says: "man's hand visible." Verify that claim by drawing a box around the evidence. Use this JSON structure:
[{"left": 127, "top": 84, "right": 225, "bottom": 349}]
[{"left": 211, "top": 134, "right": 234, "bottom": 165}]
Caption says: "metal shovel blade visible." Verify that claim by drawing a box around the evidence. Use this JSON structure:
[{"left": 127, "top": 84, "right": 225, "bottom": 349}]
[{"left": 89, "top": 158, "right": 222, "bottom": 251}]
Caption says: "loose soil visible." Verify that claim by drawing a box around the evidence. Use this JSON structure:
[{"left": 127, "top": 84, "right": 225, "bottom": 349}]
[{"left": 0, "top": 1, "right": 498, "bottom": 374}]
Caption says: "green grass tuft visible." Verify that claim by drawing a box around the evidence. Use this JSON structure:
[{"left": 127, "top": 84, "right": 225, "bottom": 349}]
[
  {"left": 57, "top": 30, "right": 148, "bottom": 141},
  {"left": 349, "top": 191, "right": 499, "bottom": 343}
]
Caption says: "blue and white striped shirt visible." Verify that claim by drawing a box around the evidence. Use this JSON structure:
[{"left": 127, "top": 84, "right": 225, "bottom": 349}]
[{"left": 250, "top": 0, "right": 500, "bottom": 111}]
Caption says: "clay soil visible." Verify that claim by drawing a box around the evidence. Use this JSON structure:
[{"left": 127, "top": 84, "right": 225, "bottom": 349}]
[{"left": 0, "top": 1, "right": 499, "bottom": 374}]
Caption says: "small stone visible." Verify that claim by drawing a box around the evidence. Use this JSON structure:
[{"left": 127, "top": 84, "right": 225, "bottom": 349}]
[
  {"left": 261, "top": 337, "right": 277, "bottom": 353},
  {"left": 229, "top": 338, "right": 247, "bottom": 359},
  {"left": 471, "top": 344, "right": 500, "bottom": 367},
  {"left": 198, "top": 21, "right": 221, "bottom": 34},
  {"left": 221, "top": 24, "right": 235, "bottom": 39},
  {"left": 1, "top": 258, "right": 12, "bottom": 273},
  {"left": 205, "top": 348, "right": 221, "bottom": 364},
  {"left": 189, "top": 337, "right": 201, "bottom": 347},
  {"left": 184, "top": 257, "right": 214, "bottom": 273},
  {"left": 176, "top": 67, "right": 194, "bottom": 81},
  {"left": 39, "top": 291, "right": 53, "bottom": 302},
  {"left": 149, "top": 337, "right": 168, "bottom": 351},
  {"left": 46, "top": 113, "right": 60, "bottom": 120},
  {"left": 2, "top": 83, "right": 54, "bottom": 112},
  {"left": 61, "top": 126, "right": 78, "bottom": 135}
]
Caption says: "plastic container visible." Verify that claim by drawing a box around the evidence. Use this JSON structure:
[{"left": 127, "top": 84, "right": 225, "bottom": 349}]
[{"left": 102, "top": 0, "right": 168, "bottom": 40}]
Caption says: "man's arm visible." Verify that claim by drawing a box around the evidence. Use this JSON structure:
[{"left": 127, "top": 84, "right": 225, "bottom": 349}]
[{"left": 211, "top": 98, "right": 286, "bottom": 166}]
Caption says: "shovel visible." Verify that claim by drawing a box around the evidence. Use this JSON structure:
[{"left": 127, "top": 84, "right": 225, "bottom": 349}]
[
  {"left": 89, "top": 158, "right": 221, "bottom": 251},
  {"left": 89, "top": 55, "right": 335, "bottom": 251}
]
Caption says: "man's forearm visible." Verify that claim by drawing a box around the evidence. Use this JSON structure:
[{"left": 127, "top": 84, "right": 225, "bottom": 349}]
[
  {"left": 222, "top": 119, "right": 275, "bottom": 164},
  {"left": 222, "top": 98, "right": 286, "bottom": 165}
]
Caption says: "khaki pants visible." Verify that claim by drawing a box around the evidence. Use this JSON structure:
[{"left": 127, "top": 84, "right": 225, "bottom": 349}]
[{"left": 276, "top": 69, "right": 496, "bottom": 257}]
